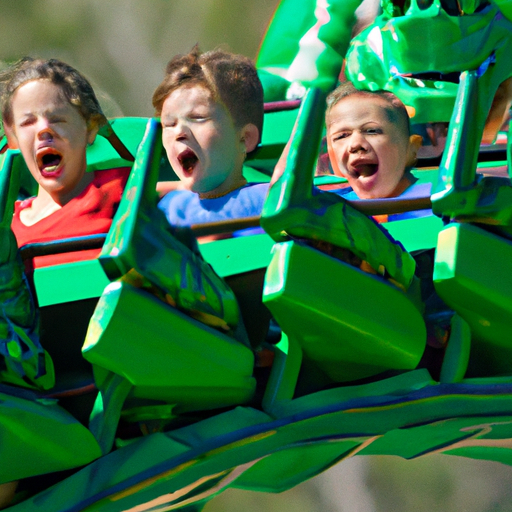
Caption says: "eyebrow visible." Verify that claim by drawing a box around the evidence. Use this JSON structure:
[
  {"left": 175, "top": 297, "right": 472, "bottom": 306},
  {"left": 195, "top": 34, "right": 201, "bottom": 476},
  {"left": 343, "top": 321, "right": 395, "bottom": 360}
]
[{"left": 327, "top": 119, "right": 382, "bottom": 132}]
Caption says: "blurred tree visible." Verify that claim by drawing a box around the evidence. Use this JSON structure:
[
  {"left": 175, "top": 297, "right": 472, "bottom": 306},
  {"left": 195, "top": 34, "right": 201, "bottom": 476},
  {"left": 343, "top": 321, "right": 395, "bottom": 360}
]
[
  {"left": 0, "top": 0, "right": 279, "bottom": 116},
  {"left": 206, "top": 454, "right": 512, "bottom": 511}
]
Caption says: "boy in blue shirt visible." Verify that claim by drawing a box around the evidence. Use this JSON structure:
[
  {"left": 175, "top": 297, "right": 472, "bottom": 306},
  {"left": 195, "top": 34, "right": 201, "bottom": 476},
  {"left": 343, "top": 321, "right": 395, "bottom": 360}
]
[
  {"left": 154, "top": 47, "right": 268, "bottom": 226},
  {"left": 325, "top": 81, "right": 423, "bottom": 200}
]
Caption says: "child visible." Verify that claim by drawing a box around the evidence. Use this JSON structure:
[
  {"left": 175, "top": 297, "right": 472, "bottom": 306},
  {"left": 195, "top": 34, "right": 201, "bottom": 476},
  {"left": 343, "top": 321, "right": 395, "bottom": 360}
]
[
  {"left": 154, "top": 47, "right": 269, "bottom": 226},
  {"left": 325, "top": 82, "right": 450, "bottom": 352},
  {"left": 0, "top": 57, "right": 131, "bottom": 266},
  {"left": 325, "top": 81, "right": 423, "bottom": 200},
  {"left": 0, "top": 57, "right": 131, "bottom": 396}
]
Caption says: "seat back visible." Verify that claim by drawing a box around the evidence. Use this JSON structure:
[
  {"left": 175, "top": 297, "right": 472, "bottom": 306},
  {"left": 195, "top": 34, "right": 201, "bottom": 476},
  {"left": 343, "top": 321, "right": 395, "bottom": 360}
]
[
  {"left": 264, "top": 241, "right": 426, "bottom": 384},
  {"left": 434, "top": 223, "right": 512, "bottom": 376},
  {"left": 83, "top": 282, "right": 256, "bottom": 412}
]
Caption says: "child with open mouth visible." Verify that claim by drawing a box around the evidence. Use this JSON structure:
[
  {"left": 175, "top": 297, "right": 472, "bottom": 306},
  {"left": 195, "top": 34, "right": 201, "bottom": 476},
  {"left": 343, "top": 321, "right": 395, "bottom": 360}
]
[
  {"left": 1, "top": 57, "right": 130, "bottom": 267},
  {"left": 0, "top": 58, "right": 136, "bottom": 503},
  {"left": 325, "top": 81, "right": 422, "bottom": 201},
  {"left": 154, "top": 47, "right": 269, "bottom": 227}
]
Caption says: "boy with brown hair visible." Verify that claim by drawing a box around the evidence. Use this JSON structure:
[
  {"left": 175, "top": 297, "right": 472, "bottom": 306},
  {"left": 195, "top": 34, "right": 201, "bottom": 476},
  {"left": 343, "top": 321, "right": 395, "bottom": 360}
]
[
  {"left": 154, "top": 47, "right": 269, "bottom": 226},
  {"left": 325, "top": 81, "right": 422, "bottom": 200}
]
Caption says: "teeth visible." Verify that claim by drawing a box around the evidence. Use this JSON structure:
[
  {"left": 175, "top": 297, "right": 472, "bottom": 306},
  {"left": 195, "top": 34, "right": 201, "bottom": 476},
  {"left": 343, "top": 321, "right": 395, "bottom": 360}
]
[{"left": 43, "top": 165, "right": 59, "bottom": 174}]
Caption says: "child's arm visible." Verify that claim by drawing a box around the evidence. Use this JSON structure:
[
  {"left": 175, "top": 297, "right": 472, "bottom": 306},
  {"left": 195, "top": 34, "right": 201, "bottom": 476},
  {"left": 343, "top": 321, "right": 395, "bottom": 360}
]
[{"left": 271, "top": 134, "right": 294, "bottom": 186}]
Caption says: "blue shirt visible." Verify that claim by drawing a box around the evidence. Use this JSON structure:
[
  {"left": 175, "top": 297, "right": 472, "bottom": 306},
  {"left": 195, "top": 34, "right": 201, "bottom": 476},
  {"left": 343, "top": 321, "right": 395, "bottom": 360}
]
[
  {"left": 331, "top": 181, "right": 433, "bottom": 221},
  {"left": 158, "top": 182, "right": 270, "bottom": 227}
]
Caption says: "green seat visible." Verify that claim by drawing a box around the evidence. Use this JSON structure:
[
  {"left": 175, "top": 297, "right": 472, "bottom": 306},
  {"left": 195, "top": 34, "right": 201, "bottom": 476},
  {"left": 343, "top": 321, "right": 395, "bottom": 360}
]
[
  {"left": 83, "top": 281, "right": 255, "bottom": 411},
  {"left": 82, "top": 119, "right": 256, "bottom": 452},
  {"left": 434, "top": 223, "right": 512, "bottom": 376},
  {"left": 264, "top": 241, "right": 426, "bottom": 384}
]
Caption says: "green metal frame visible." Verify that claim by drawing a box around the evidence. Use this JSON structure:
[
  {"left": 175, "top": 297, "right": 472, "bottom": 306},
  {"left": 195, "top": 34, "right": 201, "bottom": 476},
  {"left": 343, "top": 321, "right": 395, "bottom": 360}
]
[{"left": 345, "top": 0, "right": 512, "bottom": 126}]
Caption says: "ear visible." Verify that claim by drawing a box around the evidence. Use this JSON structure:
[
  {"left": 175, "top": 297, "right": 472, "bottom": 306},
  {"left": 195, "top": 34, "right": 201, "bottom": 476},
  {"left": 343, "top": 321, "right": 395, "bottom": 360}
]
[
  {"left": 3, "top": 123, "right": 18, "bottom": 149},
  {"left": 405, "top": 134, "right": 423, "bottom": 169},
  {"left": 240, "top": 123, "right": 259, "bottom": 154},
  {"left": 86, "top": 120, "right": 100, "bottom": 146}
]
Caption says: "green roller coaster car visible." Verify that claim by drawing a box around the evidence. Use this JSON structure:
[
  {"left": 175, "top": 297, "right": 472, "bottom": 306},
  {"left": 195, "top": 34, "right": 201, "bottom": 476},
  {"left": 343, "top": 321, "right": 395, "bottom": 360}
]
[{"left": 1, "top": 1, "right": 512, "bottom": 511}]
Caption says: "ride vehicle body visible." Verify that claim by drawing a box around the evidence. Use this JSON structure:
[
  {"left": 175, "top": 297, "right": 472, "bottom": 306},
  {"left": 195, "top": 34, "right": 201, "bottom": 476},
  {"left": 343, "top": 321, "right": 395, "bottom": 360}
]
[{"left": 2, "top": 1, "right": 512, "bottom": 510}]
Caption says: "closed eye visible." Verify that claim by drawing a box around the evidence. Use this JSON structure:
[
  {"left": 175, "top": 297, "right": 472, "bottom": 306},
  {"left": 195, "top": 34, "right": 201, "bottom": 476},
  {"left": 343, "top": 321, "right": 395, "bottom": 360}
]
[
  {"left": 18, "top": 116, "right": 36, "bottom": 128},
  {"left": 365, "top": 127, "right": 382, "bottom": 135},
  {"left": 162, "top": 119, "right": 177, "bottom": 128},
  {"left": 332, "top": 132, "right": 349, "bottom": 142},
  {"left": 189, "top": 114, "right": 210, "bottom": 122}
]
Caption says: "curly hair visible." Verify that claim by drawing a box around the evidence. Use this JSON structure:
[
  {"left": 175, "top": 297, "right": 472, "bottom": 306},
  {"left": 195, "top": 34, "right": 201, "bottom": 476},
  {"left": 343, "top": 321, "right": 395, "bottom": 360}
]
[
  {"left": 152, "top": 46, "right": 263, "bottom": 139},
  {"left": 0, "top": 57, "right": 107, "bottom": 129}
]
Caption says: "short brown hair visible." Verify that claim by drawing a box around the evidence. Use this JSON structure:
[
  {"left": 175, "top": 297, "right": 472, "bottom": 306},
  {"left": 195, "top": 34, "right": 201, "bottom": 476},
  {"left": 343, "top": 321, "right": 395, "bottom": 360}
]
[
  {"left": 152, "top": 47, "right": 264, "bottom": 140},
  {"left": 0, "top": 57, "right": 107, "bottom": 129},
  {"left": 326, "top": 81, "right": 410, "bottom": 136}
]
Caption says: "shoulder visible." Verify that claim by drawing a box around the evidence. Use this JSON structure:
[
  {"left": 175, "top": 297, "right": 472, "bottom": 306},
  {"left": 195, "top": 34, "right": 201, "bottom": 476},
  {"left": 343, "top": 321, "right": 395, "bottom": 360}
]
[
  {"left": 398, "top": 181, "right": 432, "bottom": 199},
  {"left": 159, "top": 189, "right": 197, "bottom": 210},
  {"left": 15, "top": 197, "right": 35, "bottom": 212},
  {"left": 236, "top": 182, "right": 270, "bottom": 197},
  {"left": 227, "top": 182, "right": 269, "bottom": 202},
  {"left": 11, "top": 198, "right": 33, "bottom": 245},
  {"left": 218, "top": 182, "right": 270, "bottom": 215},
  {"left": 387, "top": 181, "right": 433, "bottom": 221},
  {"left": 158, "top": 189, "right": 199, "bottom": 225},
  {"left": 92, "top": 167, "right": 131, "bottom": 189}
]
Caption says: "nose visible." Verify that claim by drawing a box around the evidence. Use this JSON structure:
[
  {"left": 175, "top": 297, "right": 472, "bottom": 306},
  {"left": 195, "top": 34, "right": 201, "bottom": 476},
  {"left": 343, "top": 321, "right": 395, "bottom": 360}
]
[
  {"left": 174, "top": 118, "right": 192, "bottom": 141},
  {"left": 348, "top": 132, "right": 368, "bottom": 153},
  {"left": 37, "top": 120, "right": 55, "bottom": 142}
]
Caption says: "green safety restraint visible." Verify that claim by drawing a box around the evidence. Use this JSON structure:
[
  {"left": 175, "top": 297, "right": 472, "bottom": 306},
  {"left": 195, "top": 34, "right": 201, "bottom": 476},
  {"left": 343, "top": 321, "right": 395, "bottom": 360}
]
[
  {"left": 431, "top": 17, "right": 512, "bottom": 377},
  {"left": 83, "top": 119, "right": 256, "bottom": 453},
  {"left": 260, "top": 88, "right": 425, "bottom": 386},
  {"left": 261, "top": 88, "right": 417, "bottom": 289}
]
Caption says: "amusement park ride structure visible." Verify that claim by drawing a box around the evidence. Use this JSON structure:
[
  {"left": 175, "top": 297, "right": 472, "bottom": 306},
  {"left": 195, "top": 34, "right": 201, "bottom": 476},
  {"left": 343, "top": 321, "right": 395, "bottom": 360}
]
[{"left": 1, "top": 0, "right": 512, "bottom": 510}]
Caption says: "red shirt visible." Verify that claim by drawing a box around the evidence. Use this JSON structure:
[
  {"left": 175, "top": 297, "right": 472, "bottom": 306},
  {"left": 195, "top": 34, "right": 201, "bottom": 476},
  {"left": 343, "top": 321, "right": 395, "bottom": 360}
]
[{"left": 12, "top": 168, "right": 130, "bottom": 268}]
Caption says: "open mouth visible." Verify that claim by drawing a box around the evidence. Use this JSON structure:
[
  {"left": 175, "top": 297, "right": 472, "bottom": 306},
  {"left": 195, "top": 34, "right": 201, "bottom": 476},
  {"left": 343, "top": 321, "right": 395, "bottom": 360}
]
[
  {"left": 352, "top": 163, "right": 378, "bottom": 178},
  {"left": 37, "top": 148, "right": 63, "bottom": 176},
  {"left": 177, "top": 148, "right": 198, "bottom": 174}
]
